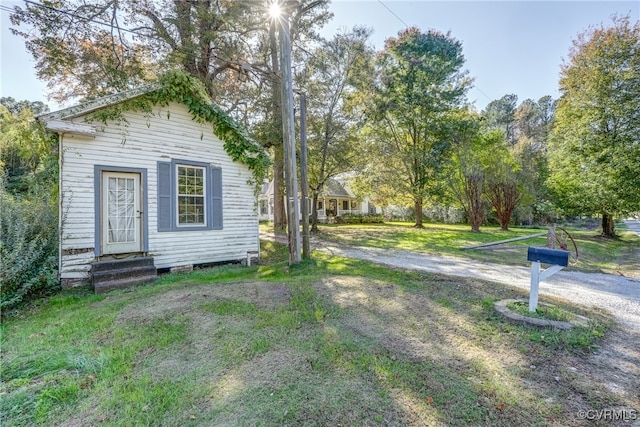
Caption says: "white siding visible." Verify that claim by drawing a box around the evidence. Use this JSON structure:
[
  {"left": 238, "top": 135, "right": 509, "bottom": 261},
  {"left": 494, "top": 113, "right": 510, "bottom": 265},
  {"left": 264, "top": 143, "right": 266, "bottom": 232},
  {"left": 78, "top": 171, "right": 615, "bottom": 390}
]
[{"left": 60, "top": 102, "right": 258, "bottom": 281}]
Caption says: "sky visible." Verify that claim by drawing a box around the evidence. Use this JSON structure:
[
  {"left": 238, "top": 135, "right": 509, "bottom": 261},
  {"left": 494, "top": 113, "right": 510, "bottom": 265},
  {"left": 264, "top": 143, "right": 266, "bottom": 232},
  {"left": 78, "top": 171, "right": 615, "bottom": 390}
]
[{"left": 1, "top": 0, "right": 638, "bottom": 112}]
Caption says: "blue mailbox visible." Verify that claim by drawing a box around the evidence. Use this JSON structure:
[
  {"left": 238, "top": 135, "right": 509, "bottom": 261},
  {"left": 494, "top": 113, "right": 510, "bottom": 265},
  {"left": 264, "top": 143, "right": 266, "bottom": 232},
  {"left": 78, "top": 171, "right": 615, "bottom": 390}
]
[
  {"left": 527, "top": 246, "right": 571, "bottom": 313},
  {"left": 527, "top": 247, "right": 569, "bottom": 267}
]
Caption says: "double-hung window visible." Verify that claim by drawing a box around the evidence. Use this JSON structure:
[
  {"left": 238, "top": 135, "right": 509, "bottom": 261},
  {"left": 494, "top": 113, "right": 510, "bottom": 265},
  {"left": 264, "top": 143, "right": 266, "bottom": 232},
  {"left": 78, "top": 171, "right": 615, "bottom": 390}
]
[
  {"left": 177, "top": 165, "right": 206, "bottom": 226},
  {"left": 157, "top": 159, "right": 222, "bottom": 231}
]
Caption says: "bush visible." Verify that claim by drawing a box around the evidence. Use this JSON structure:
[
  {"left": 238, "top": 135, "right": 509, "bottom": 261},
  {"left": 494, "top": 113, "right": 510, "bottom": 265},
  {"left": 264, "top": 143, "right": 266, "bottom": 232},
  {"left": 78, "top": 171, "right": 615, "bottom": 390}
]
[
  {"left": 0, "top": 183, "right": 59, "bottom": 312},
  {"left": 339, "top": 213, "right": 385, "bottom": 224},
  {"left": 340, "top": 213, "right": 362, "bottom": 224},
  {"left": 362, "top": 213, "right": 384, "bottom": 223},
  {"left": 422, "top": 205, "right": 465, "bottom": 224}
]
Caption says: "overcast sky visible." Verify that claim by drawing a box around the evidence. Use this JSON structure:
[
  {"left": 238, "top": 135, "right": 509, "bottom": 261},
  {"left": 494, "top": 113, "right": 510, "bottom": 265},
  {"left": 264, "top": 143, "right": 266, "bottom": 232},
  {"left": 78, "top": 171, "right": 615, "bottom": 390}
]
[{"left": 1, "top": 1, "right": 638, "bottom": 111}]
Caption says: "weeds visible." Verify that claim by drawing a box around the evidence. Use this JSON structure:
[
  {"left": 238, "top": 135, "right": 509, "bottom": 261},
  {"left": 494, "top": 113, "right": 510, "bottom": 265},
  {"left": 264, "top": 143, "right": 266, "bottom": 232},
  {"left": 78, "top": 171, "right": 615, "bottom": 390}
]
[
  {"left": 507, "top": 300, "right": 575, "bottom": 322},
  {"left": 1, "top": 244, "right": 629, "bottom": 427}
]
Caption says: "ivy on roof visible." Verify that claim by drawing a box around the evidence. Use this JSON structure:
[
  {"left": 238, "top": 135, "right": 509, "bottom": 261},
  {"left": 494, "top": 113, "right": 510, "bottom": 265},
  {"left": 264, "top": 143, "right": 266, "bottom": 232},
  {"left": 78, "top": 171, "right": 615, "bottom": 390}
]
[{"left": 87, "top": 70, "right": 270, "bottom": 185}]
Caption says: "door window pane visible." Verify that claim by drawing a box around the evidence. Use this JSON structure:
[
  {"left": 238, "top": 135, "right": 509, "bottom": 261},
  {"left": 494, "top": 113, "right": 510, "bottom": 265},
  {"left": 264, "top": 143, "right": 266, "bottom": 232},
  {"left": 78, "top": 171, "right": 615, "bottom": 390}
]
[{"left": 107, "top": 177, "right": 136, "bottom": 243}]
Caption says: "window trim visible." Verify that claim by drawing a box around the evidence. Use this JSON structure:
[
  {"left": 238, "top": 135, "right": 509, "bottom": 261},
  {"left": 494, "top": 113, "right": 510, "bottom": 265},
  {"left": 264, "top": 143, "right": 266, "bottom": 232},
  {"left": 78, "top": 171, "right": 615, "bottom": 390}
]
[
  {"left": 176, "top": 163, "right": 207, "bottom": 227},
  {"left": 157, "top": 159, "right": 222, "bottom": 232}
]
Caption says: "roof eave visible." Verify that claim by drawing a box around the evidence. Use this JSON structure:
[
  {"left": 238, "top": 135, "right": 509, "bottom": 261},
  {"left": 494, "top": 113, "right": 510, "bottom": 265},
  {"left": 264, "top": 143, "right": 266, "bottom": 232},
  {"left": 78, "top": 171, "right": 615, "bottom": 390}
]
[{"left": 37, "top": 83, "right": 159, "bottom": 122}]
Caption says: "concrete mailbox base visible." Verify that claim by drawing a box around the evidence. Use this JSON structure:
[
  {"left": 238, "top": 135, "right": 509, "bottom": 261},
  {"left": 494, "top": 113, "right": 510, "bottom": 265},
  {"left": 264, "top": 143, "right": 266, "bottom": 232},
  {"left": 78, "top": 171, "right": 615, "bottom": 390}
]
[{"left": 494, "top": 299, "right": 590, "bottom": 330}]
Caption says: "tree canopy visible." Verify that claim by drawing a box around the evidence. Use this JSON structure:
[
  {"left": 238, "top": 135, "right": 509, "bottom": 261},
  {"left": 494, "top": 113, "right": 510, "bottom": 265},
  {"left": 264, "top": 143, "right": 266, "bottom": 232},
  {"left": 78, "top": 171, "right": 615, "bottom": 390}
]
[
  {"left": 547, "top": 15, "right": 640, "bottom": 236},
  {"left": 300, "top": 27, "right": 374, "bottom": 230},
  {"left": 0, "top": 98, "right": 56, "bottom": 194},
  {"left": 10, "top": 1, "right": 331, "bottom": 106},
  {"left": 364, "top": 27, "right": 471, "bottom": 227}
]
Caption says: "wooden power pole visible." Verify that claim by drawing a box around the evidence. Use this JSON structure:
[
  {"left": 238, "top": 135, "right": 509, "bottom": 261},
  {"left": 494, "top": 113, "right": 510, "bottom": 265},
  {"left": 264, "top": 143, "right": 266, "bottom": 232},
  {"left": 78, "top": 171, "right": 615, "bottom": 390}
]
[
  {"left": 299, "top": 92, "right": 310, "bottom": 259},
  {"left": 278, "top": 13, "right": 301, "bottom": 264}
]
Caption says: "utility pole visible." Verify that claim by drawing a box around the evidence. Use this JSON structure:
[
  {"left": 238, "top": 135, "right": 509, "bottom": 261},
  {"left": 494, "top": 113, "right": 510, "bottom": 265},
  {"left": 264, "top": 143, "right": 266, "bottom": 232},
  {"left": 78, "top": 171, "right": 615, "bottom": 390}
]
[
  {"left": 278, "top": 11, "right": 301, "bottom": 264},
  {"left": 299, "top": 92, "right": 310, "bottom": 259}
]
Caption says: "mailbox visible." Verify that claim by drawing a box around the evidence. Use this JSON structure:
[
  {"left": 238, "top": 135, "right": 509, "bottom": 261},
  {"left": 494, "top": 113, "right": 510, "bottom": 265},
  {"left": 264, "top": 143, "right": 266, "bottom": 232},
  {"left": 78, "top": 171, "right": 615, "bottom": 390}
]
[{"left": 527, "top": 247, "right": 569, "bottom": 267}]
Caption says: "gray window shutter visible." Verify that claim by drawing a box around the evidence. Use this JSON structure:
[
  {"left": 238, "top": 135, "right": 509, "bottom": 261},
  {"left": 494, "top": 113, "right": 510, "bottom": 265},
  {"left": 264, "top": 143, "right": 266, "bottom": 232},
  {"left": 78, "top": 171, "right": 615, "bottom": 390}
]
[
  {"left": 157, "top": 162, "right": 172, "bottom": 231},
  {"left": 211, "top": 167, "right": 223, "bottom": 229}
]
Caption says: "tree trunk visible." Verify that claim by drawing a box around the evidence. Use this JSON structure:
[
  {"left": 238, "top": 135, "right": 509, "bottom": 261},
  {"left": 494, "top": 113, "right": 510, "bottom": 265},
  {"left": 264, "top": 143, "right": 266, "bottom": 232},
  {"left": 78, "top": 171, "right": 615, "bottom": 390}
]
[
  {"left": 414, "top": 198, "right": 424, "bottom": 228},
  {"left": 499, "top": 211, "right": 512, "bottom": 231},
  {"left": 270, "top": 21, "right": 286, "bottom": 236},
  {"left": 487, "top": 181, "right": 521, "bottom": 231},
  {"left": 273, "top": 149, "right": 286, "bottom": 235},
  {"left": 311, "top": 192, "right": 319, "bottom": 233},
  {"left": 601, "top": 213, "right": 616, "bottom": 237},
  {"left": 470, "top": 203, "right": 482, "bottom": 232},
  {"left": 465, "top": 172, "right": 484, "bottom": 232}
]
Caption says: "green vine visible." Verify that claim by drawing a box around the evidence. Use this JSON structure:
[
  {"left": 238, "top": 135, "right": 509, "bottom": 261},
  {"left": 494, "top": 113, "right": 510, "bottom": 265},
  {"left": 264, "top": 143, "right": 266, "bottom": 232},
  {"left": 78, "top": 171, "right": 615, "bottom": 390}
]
[{"left": 86, "top": 70, "right": 270, "bottom": 185}]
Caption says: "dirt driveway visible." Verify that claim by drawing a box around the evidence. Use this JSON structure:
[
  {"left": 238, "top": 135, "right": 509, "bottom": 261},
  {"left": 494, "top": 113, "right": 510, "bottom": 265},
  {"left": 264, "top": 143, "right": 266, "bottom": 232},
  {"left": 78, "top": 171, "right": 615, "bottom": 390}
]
[
  {"left": 316, "top": 242, "right": 640, "bottom": 330},
  {"left": 263, "top": 230, "right": 640, "bottom": 329}
]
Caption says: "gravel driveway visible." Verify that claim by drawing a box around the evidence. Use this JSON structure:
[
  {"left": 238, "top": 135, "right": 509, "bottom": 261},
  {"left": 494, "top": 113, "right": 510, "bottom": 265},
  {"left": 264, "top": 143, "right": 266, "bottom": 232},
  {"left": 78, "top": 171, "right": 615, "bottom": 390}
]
[
  {"left": 318, "top": 242, "right": 640, "bottom": 329},
  {"left": 263, "top": 225, "right": 640, "bottom": 329}
]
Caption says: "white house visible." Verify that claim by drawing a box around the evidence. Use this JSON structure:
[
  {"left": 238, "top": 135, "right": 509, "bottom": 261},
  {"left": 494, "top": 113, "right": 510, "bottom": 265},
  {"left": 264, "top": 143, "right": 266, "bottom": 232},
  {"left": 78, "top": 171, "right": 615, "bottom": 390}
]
[
  {"left": 258, "top": 175, "right": 380, "bottom": 222},
  {"left": 39, "top": 76, "right": 267, "bottom": 292}
]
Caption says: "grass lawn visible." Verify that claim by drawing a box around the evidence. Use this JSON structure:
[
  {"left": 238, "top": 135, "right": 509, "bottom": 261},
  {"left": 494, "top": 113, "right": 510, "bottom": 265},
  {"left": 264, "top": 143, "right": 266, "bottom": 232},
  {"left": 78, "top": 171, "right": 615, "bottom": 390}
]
[
  {"left": 296, "top": 221, "right": 640, "bottom": 276},
  {"left": 2, "top": 241, "right": 638, "bottom": 426}
]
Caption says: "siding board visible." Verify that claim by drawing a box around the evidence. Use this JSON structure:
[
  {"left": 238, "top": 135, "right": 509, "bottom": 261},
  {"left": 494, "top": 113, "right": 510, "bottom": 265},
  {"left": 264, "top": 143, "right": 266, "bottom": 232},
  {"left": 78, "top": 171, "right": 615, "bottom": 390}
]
[{"left": 60, "top": 102, "right": 259, "bottom": 282}]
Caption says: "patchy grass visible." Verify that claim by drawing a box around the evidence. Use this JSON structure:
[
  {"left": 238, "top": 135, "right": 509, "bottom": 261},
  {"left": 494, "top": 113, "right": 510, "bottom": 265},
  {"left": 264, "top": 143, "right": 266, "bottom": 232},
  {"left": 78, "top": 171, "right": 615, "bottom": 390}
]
[
  {"left": 259, "top": 238, "right": 290, "bottom": 265},
  {"left": 308, "top": 222, "right": 640, "bottom": 275},
  {"left": 507, "top": 300, "right": 576, "bottom": 322},
  {"left": 1, "top": 245, "right": 637, "bottom": 426}
]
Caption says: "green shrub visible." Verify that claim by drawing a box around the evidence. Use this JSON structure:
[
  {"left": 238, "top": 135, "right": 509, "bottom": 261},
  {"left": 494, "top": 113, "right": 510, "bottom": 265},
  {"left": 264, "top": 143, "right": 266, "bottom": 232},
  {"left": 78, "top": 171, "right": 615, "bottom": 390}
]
[
  {"left": 0, "top": 183, "right": 59, "bottom": 312},
  {"left": 362, "top": 213, "right": 384, "bottom": 224},
  {"left": 339, "top": 213, "right": 384, "bottom": 224},
  {"left": 340, "top": 213, "right": 362, "bottom": 224}
]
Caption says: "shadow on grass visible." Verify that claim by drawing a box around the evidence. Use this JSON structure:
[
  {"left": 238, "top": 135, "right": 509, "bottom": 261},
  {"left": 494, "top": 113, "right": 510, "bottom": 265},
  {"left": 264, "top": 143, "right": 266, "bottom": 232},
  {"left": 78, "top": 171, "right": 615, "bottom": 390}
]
[{"left": 2, "top": 247, "right": 637, "bottom": 427}]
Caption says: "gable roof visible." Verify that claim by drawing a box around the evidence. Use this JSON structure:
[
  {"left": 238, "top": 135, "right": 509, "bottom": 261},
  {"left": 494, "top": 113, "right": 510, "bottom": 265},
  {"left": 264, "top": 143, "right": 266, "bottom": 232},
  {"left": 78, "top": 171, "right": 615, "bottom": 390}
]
[
  {"left": 259, "top": 178, "right": 355, "bottom": 199},
  {"left": 38, "top": 84, "right": 158, "bottom": 122},
  {"left": 37, "top": 71, "right": 270, "bottom": 183},
  {"left": 325, "top": 178, "right": 352, "bottom": 198}
]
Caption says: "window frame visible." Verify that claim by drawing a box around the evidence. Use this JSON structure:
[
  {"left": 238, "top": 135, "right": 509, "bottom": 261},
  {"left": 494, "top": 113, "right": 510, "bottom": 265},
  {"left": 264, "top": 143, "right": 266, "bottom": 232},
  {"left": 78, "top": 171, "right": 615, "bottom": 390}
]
[
  {"left": 157, "top": 159, "right": 222, "bottom": 232},
  {"left": 176, "top": 164, "right": 207, "bottom": 227}
]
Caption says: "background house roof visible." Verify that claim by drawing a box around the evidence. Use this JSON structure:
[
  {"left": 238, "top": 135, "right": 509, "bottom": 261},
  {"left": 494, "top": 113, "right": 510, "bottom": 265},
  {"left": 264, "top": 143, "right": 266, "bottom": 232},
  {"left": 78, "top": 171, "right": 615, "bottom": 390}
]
[
  {"left": 325, "top": 178, "right": 351, "bottom": 198},
  {"left": 259, "top": 178, "right": 355, "bottom": 199}
]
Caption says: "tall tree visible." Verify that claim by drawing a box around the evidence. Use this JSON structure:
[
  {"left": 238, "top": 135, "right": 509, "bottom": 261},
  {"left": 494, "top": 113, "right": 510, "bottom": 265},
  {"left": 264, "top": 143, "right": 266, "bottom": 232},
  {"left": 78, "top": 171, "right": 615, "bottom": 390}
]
[
  {"left": 483, "top": 94, "right": 518, "bottom": 145},
  {"left": 11, "top": 0, "right": 332, "bottom": 237},
  {"left": 513, "top": 96, "right": 556, "bottom": 149},
  {"left": 366, "top": 27, "right": 471, "bottom": 228},
  {"left": 536, "top": 95, "right": 557, "bottom": 145},
  {"left": 547, "top": 15, "right": 640, "bottom": 236},
  {"left": 10, "top": 0, "right": 328, "bottom": 104},
  {"left": 300, "top": 27, "right": 374, "bottom": 232},
  {"left": 0, "top": 99, "right": 56, "bottom": 195},
  {"left": 447, "top": 114, "right": 503, "bottom": 232},
  {"left": 262, "top": 1, "right": 332, "bottom": 235},
  {"left": 483, "top": 136, "right": 525, "bottom": 231}
]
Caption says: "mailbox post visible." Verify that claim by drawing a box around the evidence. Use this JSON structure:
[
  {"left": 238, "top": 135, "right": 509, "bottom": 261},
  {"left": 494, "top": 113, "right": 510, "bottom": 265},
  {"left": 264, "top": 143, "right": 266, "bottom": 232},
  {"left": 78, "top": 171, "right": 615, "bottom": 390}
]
[{"left": 527, "top": 247, "right": 569, "bottom": 313}]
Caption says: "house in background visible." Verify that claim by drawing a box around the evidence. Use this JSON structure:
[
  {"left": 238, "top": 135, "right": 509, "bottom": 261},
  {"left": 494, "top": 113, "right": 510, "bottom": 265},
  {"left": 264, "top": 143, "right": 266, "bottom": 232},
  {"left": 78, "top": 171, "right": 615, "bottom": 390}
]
[
  {"left": 258, "top": 175, "right": 379, "bottom": 222},
  {"left": 39, "top": 74, "right": 267, "bottom": 293}
]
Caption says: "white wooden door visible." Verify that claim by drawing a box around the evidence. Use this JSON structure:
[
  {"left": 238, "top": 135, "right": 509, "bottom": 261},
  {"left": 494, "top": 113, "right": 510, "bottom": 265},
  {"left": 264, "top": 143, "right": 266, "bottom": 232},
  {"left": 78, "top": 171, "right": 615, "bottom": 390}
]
[{"left": 102, "top": 172, "right": 142, "bottom": 254}]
